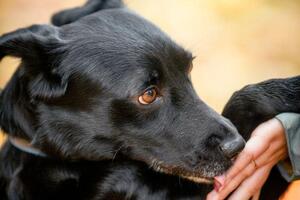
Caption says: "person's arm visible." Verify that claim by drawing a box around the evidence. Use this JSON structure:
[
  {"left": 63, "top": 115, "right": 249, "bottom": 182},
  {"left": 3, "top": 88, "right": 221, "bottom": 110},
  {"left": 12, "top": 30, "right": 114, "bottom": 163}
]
[{"left": 276, "top": 113, "right": 300, "bottom": 182}]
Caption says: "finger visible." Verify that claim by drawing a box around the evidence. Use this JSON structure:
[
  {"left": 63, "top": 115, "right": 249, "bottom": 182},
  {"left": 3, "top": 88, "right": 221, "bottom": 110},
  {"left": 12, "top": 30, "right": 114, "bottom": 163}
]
[
  {"left": 206, "top": 190, "right": 218, "bottom": 200},
  {"left": 227, "top": 163, "right": 273, "bottom": 200},
  {"left": 221, "top": 145, "right": 286, "bottom": 198},
  {"left": 252, "top": 190, "right": 261, "bottom": 200},
  {"left": 255, "top": 147, "right": 287, "bottom": 167},
  {"left": 224, "top": 147, "right": 285, "bottom": 191},
  {"left": 217, "top": 149, "right": 282, "bottom": 200},
  {"left": 208, "top": 153, "right": 280, "bottom": 200},
  {"left": 224, "top": 118, "right": 285, "bottom": 183},
  {"left": 216, "top": 157, "right": 258, "bottom": 199},
  {"left": 223, "top": 136, "right": 268, "bottom": 183}
]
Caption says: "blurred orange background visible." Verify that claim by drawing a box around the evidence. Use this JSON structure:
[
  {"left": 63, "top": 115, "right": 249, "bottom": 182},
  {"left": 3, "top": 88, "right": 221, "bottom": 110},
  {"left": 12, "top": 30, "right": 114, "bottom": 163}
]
[{"left": 0, "top": 0, "right": 299, "bottom": 199}]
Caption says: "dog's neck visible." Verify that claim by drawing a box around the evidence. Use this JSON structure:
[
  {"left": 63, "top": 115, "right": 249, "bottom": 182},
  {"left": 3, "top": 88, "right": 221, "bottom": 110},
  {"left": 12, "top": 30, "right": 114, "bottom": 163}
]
[{"left": 9, "top": 136, "right": 48, "bottom": 157}]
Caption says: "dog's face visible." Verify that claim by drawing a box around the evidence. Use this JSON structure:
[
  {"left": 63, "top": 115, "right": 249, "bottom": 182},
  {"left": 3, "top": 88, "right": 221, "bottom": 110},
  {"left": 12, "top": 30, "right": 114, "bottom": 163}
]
[{"left": 0, "top": 8, "right": 244, "bottom": 182}]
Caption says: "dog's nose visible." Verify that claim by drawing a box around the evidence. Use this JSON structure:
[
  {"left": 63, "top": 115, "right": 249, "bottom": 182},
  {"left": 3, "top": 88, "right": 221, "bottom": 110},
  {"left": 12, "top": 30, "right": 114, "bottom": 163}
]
[{"left": 219, "top": 136, "right": 245, "bottom": 158}]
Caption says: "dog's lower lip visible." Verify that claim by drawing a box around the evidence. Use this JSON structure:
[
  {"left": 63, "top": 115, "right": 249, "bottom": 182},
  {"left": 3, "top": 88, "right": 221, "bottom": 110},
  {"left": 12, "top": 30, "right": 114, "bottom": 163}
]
[
  {"left": 151, "top": 160, "right": 214, "bottom": 184},
  {"left": 182, "top": 175, "right": 214, "bottom": 184}
]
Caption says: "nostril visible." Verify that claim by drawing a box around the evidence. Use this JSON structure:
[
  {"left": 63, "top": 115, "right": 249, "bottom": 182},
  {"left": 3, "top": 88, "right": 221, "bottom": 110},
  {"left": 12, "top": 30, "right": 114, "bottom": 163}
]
[
  {"left": 206, "top": 134, "right": 223, "bottom": 147},
  {"left": 219, "top": 137, "right": 245, "bottom": 158}
]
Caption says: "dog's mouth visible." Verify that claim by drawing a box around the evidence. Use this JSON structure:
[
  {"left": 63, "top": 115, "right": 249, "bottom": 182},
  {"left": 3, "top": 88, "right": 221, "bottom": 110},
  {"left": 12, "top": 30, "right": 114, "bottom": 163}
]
[{"left": 150, "top": 159, "right": 214, "bottom": 184}]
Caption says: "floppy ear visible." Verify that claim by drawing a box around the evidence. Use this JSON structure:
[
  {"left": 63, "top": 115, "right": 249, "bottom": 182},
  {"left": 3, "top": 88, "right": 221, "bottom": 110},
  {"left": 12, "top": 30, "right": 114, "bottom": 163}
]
[
  {"left": 51, "top": 0, "right": 124, "bottom": 26},
  {"left": 0, "top": 24, "right": 68, "bottom": 99}
]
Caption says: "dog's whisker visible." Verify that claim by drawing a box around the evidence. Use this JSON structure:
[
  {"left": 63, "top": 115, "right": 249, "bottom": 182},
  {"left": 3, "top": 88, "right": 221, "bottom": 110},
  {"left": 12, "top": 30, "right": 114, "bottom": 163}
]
[{"left": 112, "top": 145, "right": 124, "bottom": 161}]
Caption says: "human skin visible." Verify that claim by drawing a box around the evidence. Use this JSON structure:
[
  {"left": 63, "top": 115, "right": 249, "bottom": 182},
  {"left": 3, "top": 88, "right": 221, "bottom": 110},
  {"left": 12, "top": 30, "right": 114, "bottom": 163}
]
[{"left": 206, "top": 118, "right": 288, "bottom": 200}]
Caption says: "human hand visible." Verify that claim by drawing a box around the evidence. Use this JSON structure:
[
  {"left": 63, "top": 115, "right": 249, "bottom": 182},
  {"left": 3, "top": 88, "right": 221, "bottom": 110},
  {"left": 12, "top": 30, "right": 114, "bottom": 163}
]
[{"left": 206, "top": 118, "right": 288, "bottom": 200}]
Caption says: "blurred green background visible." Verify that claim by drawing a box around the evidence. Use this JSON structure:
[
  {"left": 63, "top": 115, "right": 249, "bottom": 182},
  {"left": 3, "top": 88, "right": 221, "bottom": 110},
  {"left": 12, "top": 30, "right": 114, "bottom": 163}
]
[{"left": 0, "top": 0, "right": 299, "bottom": 198}]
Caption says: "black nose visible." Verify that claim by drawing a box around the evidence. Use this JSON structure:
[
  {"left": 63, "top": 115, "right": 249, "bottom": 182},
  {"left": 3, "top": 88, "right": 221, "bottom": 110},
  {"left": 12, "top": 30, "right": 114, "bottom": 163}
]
[{"left": 219, "top": 136, "right": 245, "bottom": 158}]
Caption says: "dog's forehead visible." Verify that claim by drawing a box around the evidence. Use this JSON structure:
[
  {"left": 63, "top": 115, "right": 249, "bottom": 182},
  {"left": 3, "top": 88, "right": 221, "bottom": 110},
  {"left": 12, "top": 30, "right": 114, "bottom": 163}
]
[
  {"left": 61, "top": 8, "right": 191, "bottom": 61},
  {"left": 62, "top": 9, "right": 170, "bottom": 43},
  {"left": 60, "top": 9, "right": 192, "bottom": 96}
]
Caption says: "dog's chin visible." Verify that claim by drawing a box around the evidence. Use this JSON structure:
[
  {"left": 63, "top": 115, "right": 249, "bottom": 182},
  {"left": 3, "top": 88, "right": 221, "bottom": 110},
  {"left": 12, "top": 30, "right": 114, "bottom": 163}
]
[{"left": 150, "top": 159, "right": 214, "bottom": 184}]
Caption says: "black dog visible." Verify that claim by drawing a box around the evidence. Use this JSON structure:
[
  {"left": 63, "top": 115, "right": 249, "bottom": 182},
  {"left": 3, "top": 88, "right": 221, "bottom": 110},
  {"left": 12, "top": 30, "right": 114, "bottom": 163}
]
[{"left": 0, "top": 0, "right": 297, "bottom": 199}]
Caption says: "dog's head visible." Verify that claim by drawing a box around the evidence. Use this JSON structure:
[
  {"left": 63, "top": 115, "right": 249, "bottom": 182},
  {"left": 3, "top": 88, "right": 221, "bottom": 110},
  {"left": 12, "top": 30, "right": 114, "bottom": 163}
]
[{"left": 0, "top": 1, "right": 245, "bottom": 183}]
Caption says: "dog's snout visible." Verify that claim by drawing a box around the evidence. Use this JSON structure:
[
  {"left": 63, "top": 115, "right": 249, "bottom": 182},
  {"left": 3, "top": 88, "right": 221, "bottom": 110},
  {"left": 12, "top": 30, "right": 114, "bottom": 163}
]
[{"left": 219, "top": 136, "right": 245, "bottom": 158}]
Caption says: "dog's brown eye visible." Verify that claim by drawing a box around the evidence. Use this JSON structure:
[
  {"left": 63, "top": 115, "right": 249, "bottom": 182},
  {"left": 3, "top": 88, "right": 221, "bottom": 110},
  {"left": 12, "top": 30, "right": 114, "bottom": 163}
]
[{"left": 139, "top": 88, "right": 157, "bottom": 105}]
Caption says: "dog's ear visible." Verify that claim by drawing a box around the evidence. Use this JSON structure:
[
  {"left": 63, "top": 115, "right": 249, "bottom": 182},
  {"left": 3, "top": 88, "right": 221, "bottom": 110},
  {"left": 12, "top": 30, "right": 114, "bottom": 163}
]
[
  {"left": 52, "top": 0, "right": 124, "bottom": 26},
  {"left": 0, "top": 24, "right": 68, "bottom": 99}
]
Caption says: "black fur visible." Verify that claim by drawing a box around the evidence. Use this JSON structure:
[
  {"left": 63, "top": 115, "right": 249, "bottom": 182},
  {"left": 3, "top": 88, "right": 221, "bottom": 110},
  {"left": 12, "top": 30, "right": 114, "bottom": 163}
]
[{"left": 0, "top": 0, "right": 297, "bottom": 199}]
